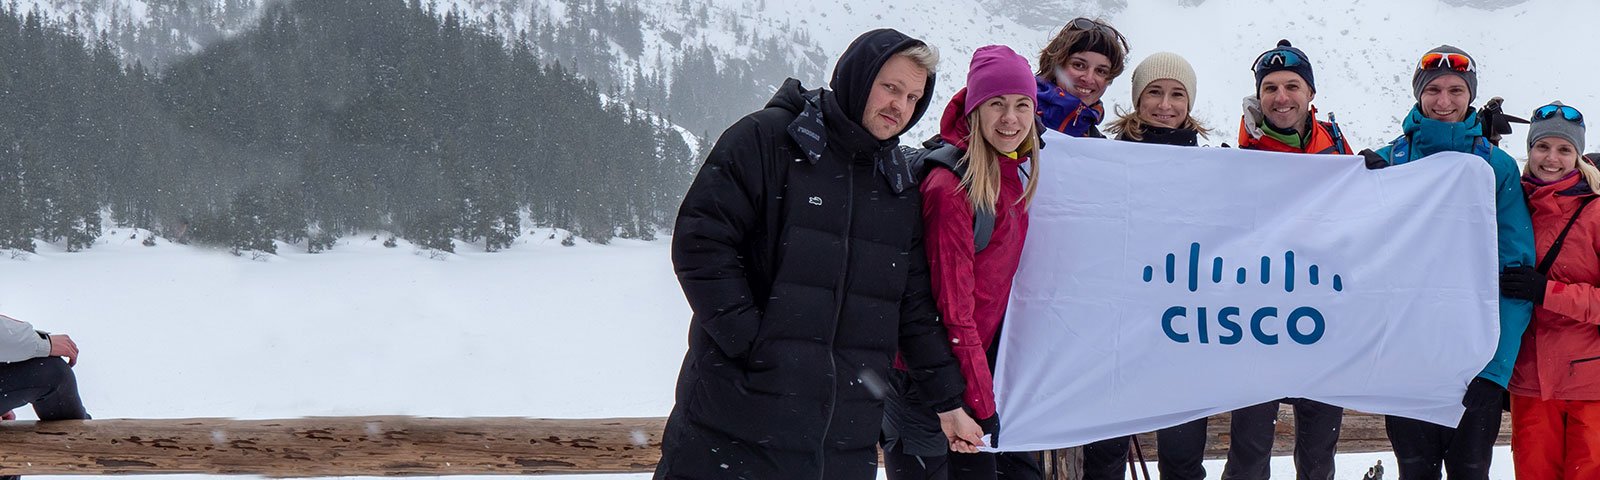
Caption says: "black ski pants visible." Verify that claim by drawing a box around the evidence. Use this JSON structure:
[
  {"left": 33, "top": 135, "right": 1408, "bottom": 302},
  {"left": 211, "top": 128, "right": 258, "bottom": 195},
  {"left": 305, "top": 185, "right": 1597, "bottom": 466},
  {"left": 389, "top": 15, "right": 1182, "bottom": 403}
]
[
  {"left": 1222, "top": 398, "right": 1342, "bottom": 480},
  {"left": 1081, "top": 417, "right": 1208, "bottom": 480},
  {"left": 1156, "top": 417, "right": 1209, "bottom": 480},
  {"left": 0, "top": 357, "right": 88, "bottom": 421},
  {"left": 1384, "top": 404, "right": 1501, "bottom": 480},
  {"left": 883, "top": 444, "right": 1043, "bottom": 480},
  {"left": 884, "top": 442, "right": 991, "bottom": 480},
  {"left": 1081, "top": 435, "right": 1130, "bottom": 480}
]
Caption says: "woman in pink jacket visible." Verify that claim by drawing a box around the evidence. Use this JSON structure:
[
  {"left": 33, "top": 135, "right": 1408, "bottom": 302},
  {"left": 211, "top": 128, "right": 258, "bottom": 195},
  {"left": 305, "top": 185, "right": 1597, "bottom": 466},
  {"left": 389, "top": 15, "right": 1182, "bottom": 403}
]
[
  {"left": 1503, "top": 101, "right": 1600, "bottom": 480},
  {"left": 881, "top": 45, "right": 1041, "bottom": 480}
]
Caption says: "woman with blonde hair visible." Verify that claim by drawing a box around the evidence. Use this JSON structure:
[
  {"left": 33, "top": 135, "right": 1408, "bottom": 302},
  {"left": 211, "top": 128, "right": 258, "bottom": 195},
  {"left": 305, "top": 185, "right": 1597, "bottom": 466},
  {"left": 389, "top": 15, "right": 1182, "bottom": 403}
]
[
  {"left": 881, "top": 44, "right": 1041, "bottom": 480},
  {"left": 1096, "top": 51, "right": 1211, "bottom": 480},
  {"left": 1502, "top": 101, "right": 1600, "bottom": 480},
  {"left": 1105, "top": 52, "right": 1210, "bottom": 145}
]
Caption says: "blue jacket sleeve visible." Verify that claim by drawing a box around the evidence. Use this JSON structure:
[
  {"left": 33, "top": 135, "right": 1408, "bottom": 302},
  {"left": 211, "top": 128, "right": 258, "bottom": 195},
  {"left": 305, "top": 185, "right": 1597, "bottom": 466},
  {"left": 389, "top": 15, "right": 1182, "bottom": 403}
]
[{"left": 1479, "top": 148, "right": 1535, "bottom": 386}]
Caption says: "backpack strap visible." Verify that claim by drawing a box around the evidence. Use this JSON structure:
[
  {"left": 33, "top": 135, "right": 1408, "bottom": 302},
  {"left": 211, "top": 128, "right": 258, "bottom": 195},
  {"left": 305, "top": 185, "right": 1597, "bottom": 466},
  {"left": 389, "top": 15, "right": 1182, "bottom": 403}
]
[
  {"left": 1388, "top": 134, "right": 1411, "bottom": 164},
  {"left": 1322, "top": 114, "right": 1350, "bottom": 155},
  {"left": 972, "top": 206, "right": 995, "bottom": 253},
  {"left": 1537, "top": 196, "right": 1597, "bottom": 275},
  {"left": 907, "top": 142, "right": 997, "bottom": 254},
  {"left": 1471, "top": 136, "right": 1494, "bottom": 162}
]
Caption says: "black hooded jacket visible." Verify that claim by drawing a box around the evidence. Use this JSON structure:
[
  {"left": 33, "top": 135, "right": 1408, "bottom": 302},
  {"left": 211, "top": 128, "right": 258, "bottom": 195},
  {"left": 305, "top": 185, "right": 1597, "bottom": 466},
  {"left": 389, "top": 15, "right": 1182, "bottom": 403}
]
[{"left": 657, "top": 29, "right": 965, "bottom": 480}]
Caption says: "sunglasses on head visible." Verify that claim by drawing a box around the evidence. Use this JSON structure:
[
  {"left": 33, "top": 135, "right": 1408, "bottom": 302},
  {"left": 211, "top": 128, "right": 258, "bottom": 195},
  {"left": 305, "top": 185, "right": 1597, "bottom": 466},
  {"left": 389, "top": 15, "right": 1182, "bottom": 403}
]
[
  {"left": 1251, "top": 49, "right": 1307, "bottom": 73},
  {"left": 1419, "top": 52, "right": 1475, "bottom": 73},
  {"left": 1068, "top": 17, "right": 1116, "bottom": 35},
  {"left": 1535, "top": 104, "right": 1584, "bottom": 126}
]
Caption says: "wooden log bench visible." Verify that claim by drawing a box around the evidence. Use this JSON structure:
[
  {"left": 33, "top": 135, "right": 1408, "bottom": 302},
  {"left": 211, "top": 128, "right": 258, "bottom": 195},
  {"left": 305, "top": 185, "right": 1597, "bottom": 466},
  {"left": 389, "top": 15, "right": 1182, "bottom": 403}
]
[
  {"left": 0, "top": 416, "right": 666, "bottom": 476},
  {"left": 0, "top": 407, "right": 1510, "bottom": 477}
]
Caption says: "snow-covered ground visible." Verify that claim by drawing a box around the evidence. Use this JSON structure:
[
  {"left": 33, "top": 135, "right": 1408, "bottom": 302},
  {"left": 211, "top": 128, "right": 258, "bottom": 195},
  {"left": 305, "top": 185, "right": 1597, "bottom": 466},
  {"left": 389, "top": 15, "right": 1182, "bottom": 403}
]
[
  {"left": 2, "top": 231, "right": 1518, "bottom": 479},
  {"left": 1, "top": 229, "right": 687, "bottom": 479}
]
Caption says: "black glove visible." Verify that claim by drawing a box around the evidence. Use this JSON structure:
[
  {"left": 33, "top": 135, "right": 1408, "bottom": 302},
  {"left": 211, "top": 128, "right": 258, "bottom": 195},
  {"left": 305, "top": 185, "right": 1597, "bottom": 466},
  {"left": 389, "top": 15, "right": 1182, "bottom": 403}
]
[
  {"left": 975, "top": 413, "right": 999, "bottom": 437},
  {"left": 1360, "top": 149, "right": 1389, "bottom": 170},
  {"left": 1462, "top": 377, "right": 1505, "bottom": 410},
  {"left": 1501, "top": 265, "right": 1548, "bottom": 304}
]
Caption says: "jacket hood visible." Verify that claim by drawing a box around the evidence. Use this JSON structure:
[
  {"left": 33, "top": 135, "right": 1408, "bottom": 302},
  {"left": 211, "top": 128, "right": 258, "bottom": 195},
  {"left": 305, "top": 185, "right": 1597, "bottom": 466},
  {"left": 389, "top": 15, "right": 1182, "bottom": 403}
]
[
  {"left": 1524, "top": 170, "right": 1597, "bottom": 198},
  {"left": 830, "top": 29, "right": 937, "bottom": 138},
  {"left": 765, "top": 78, "right": 810, "bottom": 114},
  {"left": 777, "top": 77, "right": 920, "bottom": 194},
  {"left": 939, "top": 88, "right": 972, "bottom": 149},
  {"left": 1561, "top": 178, "right": 1597, "bottom": 197}
]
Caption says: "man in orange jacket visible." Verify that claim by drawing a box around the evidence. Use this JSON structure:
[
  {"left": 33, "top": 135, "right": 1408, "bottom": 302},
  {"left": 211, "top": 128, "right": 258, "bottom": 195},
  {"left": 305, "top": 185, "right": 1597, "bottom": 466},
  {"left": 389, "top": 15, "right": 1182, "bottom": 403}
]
[
  {"left": 1235, "top": 40, "right": 1352, "bottom": 156},
  {"left": 1223, "top": 40, "right": 1350, "bottom": 480}
]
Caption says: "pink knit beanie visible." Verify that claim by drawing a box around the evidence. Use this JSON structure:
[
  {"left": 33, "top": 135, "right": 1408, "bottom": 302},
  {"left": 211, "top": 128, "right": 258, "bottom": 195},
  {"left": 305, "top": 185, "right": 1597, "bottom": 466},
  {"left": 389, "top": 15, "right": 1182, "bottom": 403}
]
[{"left": 964, "top": 45, "right": 1037, "bottom": 117}]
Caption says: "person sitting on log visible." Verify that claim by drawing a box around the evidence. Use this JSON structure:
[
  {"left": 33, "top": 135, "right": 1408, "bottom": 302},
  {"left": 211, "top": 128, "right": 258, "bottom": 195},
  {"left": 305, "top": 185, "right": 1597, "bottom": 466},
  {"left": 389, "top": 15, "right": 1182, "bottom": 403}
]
[
  {"left": 0, "top": 314, "right": 88, "bottom": 479},
  {"left": 0, "top": 313, "right": 89, "bottom": 419}
]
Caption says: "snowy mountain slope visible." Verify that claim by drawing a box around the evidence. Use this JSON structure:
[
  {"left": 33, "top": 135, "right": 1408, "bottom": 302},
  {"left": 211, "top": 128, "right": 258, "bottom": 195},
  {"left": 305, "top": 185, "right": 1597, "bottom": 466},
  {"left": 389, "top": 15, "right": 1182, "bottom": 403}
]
[
  {"left": 15, "top": 0, "right": 155, "bottom": 33},
  {"left": 25, "top": 0, "right": 1578, "bottom": 159},
  {"left": 671, "top": 0, "right": 1593, "bottom": 158},
  {"left": 14, "top": 0, "right": 262, "bottom": 68},
  {"left": 456, "top": 0, "right": 1581, "bottom": 158}
]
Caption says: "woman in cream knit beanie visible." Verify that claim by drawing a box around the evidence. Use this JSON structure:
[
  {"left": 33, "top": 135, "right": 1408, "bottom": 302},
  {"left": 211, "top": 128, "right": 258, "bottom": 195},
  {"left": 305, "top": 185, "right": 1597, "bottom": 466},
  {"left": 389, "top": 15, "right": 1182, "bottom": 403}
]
[{"left": 1106, "top": 52, "right": 1209, "bottom": 143}]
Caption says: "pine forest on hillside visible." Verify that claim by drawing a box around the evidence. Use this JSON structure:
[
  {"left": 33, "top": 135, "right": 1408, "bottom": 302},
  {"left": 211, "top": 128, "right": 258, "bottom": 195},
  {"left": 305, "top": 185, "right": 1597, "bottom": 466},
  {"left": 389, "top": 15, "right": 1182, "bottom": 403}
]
[{"left": 0, "top": 0, "right": 703, "bottom": 255}]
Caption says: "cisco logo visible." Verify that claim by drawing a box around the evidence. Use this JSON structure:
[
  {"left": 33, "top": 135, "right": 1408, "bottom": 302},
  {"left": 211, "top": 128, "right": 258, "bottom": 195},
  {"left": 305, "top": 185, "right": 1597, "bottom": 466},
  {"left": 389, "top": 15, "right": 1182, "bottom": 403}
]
[{"left": 1142, "top": 242, "right": 1345, "bottom": 346}]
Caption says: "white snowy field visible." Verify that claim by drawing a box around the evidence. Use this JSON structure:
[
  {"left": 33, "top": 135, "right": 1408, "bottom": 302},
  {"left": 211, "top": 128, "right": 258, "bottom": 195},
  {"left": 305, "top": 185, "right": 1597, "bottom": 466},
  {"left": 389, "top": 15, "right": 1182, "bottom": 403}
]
[{"left": 1, "top": 231, "right": 1515, "bottom": 479}]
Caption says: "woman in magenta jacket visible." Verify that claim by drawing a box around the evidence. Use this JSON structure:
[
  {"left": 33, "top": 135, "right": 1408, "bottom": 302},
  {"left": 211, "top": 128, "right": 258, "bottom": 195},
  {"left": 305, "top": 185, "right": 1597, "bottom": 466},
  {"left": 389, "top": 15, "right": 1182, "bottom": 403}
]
[{"left": 881, "top": 44, "right": 1041, "bottom": 480}]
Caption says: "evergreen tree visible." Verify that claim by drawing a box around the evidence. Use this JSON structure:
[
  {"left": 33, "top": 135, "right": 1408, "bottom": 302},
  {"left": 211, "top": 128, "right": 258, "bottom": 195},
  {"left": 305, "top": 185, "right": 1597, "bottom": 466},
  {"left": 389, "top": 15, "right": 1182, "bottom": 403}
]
[{"left": 0, "top": 0, "right": 696, "bottom": 255}]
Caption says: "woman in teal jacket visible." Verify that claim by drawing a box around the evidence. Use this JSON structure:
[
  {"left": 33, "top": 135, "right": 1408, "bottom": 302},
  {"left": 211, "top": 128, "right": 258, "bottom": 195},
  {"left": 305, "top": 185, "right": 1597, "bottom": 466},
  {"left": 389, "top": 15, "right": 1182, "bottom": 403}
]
[{"left": 1361, "top": 45, "right": 1534, "bottom": 480}]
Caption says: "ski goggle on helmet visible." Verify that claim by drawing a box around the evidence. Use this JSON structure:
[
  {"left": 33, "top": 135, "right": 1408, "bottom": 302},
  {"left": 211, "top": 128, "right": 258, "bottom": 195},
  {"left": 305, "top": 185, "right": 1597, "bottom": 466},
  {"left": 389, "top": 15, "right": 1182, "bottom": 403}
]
[
  {"left": 1419, "top": 52, "right": 1475, "bottom": 73},
  {"left": 1535, "top": 103, "right": 1584, "bottom": 126},
  {"left": 1251, "top": 49, "right": 1307, "bottom": 73}
]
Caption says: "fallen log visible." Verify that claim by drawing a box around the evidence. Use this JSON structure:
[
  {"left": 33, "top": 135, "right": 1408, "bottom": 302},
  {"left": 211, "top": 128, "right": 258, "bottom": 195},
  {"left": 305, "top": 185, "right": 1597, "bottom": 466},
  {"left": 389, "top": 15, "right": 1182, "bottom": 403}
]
[{"left": 0, "top": 416, "right": 665, "bottom": 476}]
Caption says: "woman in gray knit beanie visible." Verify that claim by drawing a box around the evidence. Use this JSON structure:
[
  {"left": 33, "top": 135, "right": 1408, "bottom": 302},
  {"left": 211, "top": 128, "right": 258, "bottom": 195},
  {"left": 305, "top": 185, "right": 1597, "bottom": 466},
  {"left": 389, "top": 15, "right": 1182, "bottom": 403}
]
[
  {"left": 1522, "top": 101, "right": 1597, "bottom": 194},
  {"left": 1506, "top": 100, "right": 1600, "bottom": 480}
]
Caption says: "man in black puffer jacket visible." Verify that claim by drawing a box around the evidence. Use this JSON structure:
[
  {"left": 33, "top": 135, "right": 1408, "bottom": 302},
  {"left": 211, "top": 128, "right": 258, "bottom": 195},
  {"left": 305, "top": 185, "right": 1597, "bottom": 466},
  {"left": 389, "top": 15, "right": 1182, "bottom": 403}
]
[{"left": 657, "top": 29, "right": 977, "bottom": 480}]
